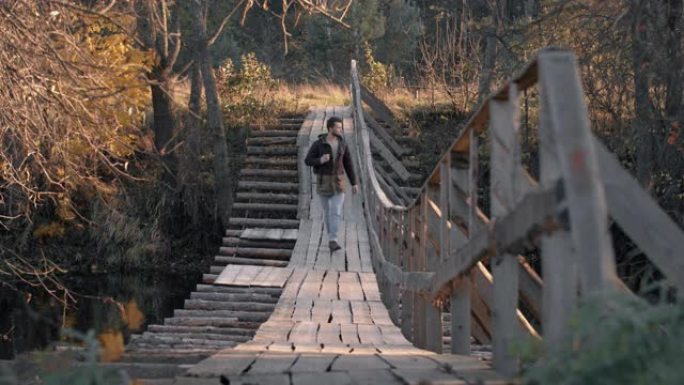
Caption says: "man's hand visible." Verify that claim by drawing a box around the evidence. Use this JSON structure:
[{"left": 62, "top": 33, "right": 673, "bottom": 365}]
[
  {"left": 320, "top": 154, "right": 331, "bottom": 164},
  {"left": 352, "top": 185, "right": 359, "bottom": 194}
]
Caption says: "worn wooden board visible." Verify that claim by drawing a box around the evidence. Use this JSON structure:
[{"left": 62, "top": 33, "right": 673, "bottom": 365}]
[
  {"left": 331, "top": 300, "right": 353, "bottom": 324},
  {"left": 338, "top": 272, "right": 365, "bottom": 301},
  {"left": 288, "top": 322, "right": 319, "bottom": 344},
  {"left": 369, "top": 130, "right": 410, "bottom": 181}
]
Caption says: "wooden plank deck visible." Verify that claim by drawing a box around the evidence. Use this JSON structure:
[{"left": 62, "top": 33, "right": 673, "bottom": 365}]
[{"left": 177, "top": 106, "right": 507, "bottom": 385}]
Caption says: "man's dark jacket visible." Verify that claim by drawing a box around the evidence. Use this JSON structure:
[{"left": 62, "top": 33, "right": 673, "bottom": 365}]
[{"left": 305, "top": 134, "right": 357, "bottom": 194}]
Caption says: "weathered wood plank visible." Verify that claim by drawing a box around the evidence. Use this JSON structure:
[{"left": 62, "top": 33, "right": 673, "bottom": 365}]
[
  {"left": 358, "top": 272, "right": 381, "bottom": 301},
  {"left": 288, "top": 354, "right": 336, "bottom": 373},
  {"left": 340, "top": 323, "right": 360, "bottom": 345},
  {"left": 369, "top": 130, "right": 410, "bottom": 181},
  {"left": 594, "top": 137, "right": 684, "bottom": 293},
  {"left": 345, "top": 222, "right": 363, "bottom": 272},
  {"left": 350, "top": 301, "right": 373, "bottom": 324},
  {"left": 365, "top": 112, "right": 406, "bottom": 157},
  {"left": 311, "top": 299, "right": 333, "bottom": 322},
  {"left": 247, "top": 353, "right": 298, "bottom": 374},
  {"left": 538, "top": 90, "right": 578, "bottom": 348},
  {"left": 331, "top": 300, "right": 353, "bottom": 324},
  {"left": 320, "top": 271, "right": 339, "bottom": 300},
  {"left": 317, "top": 323, "right": 342, "bottom": 345},
  {"left": 489, "top": 83, "right": 524, "bottom": 376},
  {"left": 292, "top": 298, "right": 313, "bottom": 322},
  {"left": 214, "top": 264, "right": 244, "bottom": 286},
  {"left": 360, "top": 85, "right": 401, "bottom": 134},
  {"left": 538, "top": 50, "right": 618, "bottom": 294},
  {"left": 288, "top": 322, "right": 319, "bottom": 344},
  {"left": 338, "top": 272, "right": 365, "bottom": 301},
  {"left": 357, "top": 324, "right": 384, "bottom": 345}
]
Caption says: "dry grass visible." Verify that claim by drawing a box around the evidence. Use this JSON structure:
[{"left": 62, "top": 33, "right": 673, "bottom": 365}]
[
  {"left": 172, "top": 77, "right": 464, "bottom": 122},
  {"left": 374, "top": 83, "right": 477, "bottom": 118},
  {"left": 172, "top": 79, "right": 351, "bottom": 117},
  {"left": 271, "top": 81, "right": 351, "bottom": 114}
]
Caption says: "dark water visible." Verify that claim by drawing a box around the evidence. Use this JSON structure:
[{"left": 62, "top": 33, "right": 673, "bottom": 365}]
[{"left": 0, "top": 271, "right": 201, "bottom": 359}]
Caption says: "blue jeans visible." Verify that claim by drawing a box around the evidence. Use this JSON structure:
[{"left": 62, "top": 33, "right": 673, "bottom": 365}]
[{"left": 319, "top": 192, "right": 345, "bottom": 242}]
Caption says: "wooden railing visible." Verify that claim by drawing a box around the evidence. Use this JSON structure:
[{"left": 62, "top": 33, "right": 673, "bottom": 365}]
[{"left": 349, "top": 48, "right": 684, "bottom": 375}]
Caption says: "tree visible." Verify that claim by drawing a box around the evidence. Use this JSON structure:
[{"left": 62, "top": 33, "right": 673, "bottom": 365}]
[
  {"left": 188, "top": 0, "right": 234, "bottom": 228},
  {"left": 133, "top": 0, "right": 183, "bottom": 197},
  {"left": 0, "top": 0, "right": 151, "bottom": 283}
]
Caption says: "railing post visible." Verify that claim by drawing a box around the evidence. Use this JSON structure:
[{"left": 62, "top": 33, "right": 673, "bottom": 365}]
[
  {"left": 538, "top": 75, "right": 578, "bottom": 348},
  {"left": 537, "top": 50, "right": 618, "bottom": 295},
  {"left": 412, "top": 193, "right": 428, "bottom": 348},
  {"left": 489, "top": 84, "right": 523, "bottom": 376},
  {"left": 448, "top": 140, "right": 475, "bottom": 354},
  {"left": 387, "top": 211, "right": 400, "bottom": 323},
  {"left": 425, "top": 183, "right": 443, "bottom": 353},
  {"left": 401, "top": 209, "right": 414, "bottom": 341}
]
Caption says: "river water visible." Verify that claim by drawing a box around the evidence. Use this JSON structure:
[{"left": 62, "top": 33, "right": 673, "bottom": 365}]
[{"left": 0, "top": 271, "right": 201, "bottom": 360}]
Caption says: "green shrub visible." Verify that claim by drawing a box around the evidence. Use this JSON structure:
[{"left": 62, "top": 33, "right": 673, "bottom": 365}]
[
  {"left": 218, "top": 52, "right": 279, "bottom": 125},
  {"left": 521, "top": 293, "right": 684, "bottom": 385},
  {"left": 361, "top": 43, "right": 392, "bottom": 93}
]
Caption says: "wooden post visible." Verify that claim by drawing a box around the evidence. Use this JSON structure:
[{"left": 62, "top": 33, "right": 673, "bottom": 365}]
[
  {"left": 538, "top": 50, "right": 618, "bottom": 294},
  {"left": 450, "top": 141, "right": 475, "bottom": 354},
  {"left": 425, "top": 182, "right": 443, "bottom": 353},
  {"left": 412, "top": 193, "right": 428, "bottom": 348},
  {"left": 401, "top": 209, "right": 414, "bottom": 341},
  {"left": 538, "top": 82, "right": 578, "bottom": 348},
  {"left": 388, "top": 211, "right": 401, "bottom": 323},
  {"left": 489, "top": 84, "right": 522, "bottom": 376}
]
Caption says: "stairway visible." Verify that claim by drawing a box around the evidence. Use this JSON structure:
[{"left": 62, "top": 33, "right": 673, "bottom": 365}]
[
  {"left": 120, "top": 116, "right": 304, "bottom": 382},
  {"left": 367, "top": 116, "right": 424, "bottom": 204}
]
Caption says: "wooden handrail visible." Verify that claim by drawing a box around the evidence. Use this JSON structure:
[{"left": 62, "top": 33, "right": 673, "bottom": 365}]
[{"left": 350, "top": 47, "right": 684, "bottom": 376}]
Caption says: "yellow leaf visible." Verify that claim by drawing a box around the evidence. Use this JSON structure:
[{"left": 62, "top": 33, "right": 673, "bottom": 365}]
[
  {"left": 98, "top": 330, "right": 124, "bottom": 362},
  {"left": 123, "top": 301, "right": 145, "bottom": 332}
]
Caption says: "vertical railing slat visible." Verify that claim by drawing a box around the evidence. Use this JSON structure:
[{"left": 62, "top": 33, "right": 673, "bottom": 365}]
[
  {"left": 425, "top": 182, "right": 443, "bottom": 353},
  {"left": 537, "top": 51, "right": 618, "bottom": 295},
  {"left": 538, "top": 79, "right": 578, "bottom": 348},
  {"left": 402, "top": 207, "right": 416, "bottom": 341},
  {"left": 489, "top": 84, "right": 523, "bottom": 376}
]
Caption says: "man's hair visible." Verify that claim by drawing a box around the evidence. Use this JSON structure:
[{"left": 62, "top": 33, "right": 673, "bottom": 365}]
[{"left": 326, "top": 116, "right": 343, "bottom": 130}]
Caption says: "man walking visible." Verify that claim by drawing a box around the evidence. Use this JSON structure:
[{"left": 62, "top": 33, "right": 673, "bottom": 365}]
[{"left": 305, "top": 116, "right": 359, "bottom": 251}]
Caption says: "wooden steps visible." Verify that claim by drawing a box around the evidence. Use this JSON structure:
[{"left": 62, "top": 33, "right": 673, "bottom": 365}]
[
  {"left": 121, "top": 115, "right": 304, "bottom": 381},
  {"left": 243, "top": 157, "right": 297, "bottom": 168},
  {"left": 213, "top": 256, "right": 289, "bottom": 268},
  {"left": 237, "top": 181, "right": 299, "bottom": 192},
  {"left": 249, "top": 129, "right": 298, "bottom": 137},
  {"left": 227, "top": 217, "right": 299, "bottom": 229},
  {"left": 222, "top": 236, "right": 295, "bottom": 249},
  {"left": 235, "top": 192, "right": 298, "bottom": 203},
  {"left": 365, "top": 116, "right": 426, "bottom": 204}
]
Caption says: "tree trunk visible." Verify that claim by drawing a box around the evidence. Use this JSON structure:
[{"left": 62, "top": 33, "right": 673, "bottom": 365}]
[
  {"left": 151, "top": 78, "right": 176, "bottom": 153},
  {"left": 136, "top": 0, "right": 179, "bottom": 192},
  {"left": 665, "top": 0, "right": 683, "bottom": 123},
  {"left": 189, "top": 61, "right": 203, "bottom": 117},
  {"left": 631, "top": 0, "right": 655, "bottom": 189},
  {"left": 193, "top": 1, "right": 234, "bottom": 228},
  {"left": 326, "top": 20, "right": 336, "bottom": 79}
]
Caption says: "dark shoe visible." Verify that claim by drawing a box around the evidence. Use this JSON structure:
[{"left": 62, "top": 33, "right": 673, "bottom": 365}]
[{"left": 329, "top": 240, "right": 342, "bottom": 251}]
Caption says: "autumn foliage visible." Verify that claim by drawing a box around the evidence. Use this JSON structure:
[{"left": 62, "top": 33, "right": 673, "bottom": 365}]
[{"left": 0, "top": 2, "right": 152, "bottom": 234}]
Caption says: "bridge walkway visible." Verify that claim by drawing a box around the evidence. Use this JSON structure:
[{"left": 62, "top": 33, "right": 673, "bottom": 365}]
[{"left": 173, "top": 107, "right": 506, "bottom": 385}]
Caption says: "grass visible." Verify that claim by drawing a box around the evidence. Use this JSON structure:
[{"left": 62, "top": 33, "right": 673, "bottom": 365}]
[{"left": 272, "top": 81, "right": 350, "bottom": 114}]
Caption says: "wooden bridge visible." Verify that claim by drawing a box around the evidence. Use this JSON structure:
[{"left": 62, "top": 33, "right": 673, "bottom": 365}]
[{"left": 126, "top": 48, "right": 683, "bottom": 384}]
